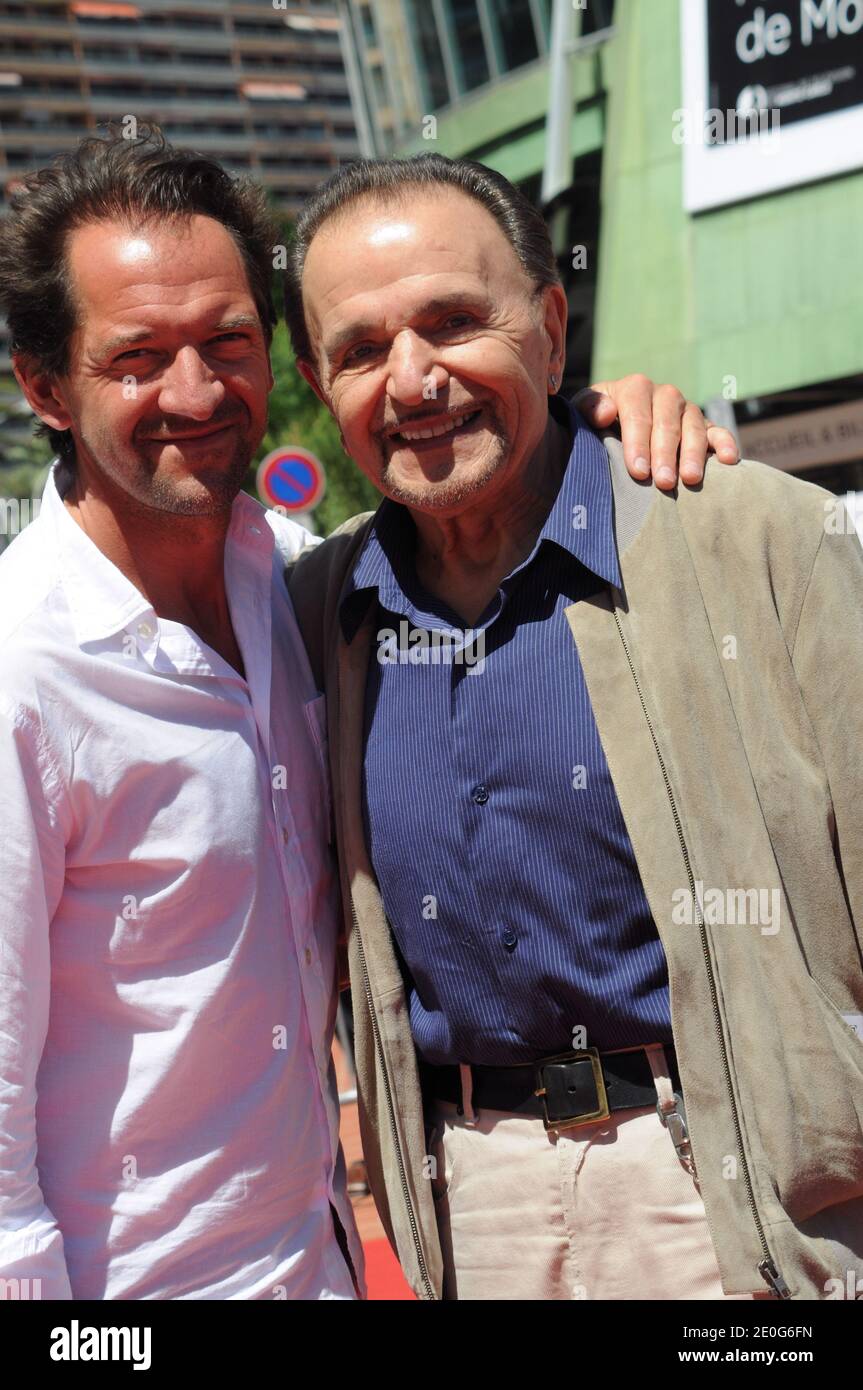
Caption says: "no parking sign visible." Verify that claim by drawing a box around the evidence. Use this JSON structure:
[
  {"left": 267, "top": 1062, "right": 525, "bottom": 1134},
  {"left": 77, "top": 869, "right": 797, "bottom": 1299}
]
[{"left": 256, "top": 446, "right": 326, "bottom": 513}]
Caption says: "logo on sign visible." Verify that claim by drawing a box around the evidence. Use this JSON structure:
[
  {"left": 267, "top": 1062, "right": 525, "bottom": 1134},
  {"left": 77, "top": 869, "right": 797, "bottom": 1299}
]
[{"left": 256, "top": 447, "right": 326, "bottom": 513}]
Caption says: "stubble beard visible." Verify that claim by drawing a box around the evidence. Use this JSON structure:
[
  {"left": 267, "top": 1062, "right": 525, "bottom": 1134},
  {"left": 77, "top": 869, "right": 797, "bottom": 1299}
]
[{"left": 79, "top": 430, "right": 255, "bottom": 518}]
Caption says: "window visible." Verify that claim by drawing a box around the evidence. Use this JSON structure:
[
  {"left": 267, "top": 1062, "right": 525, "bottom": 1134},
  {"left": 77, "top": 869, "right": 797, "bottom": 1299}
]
[
  {"left": 404, "top": 0, "right": 449, "bottom": 110},
  {"left": 370, "top": 62, "right": 386, "bottom": 108},
  {"left": 18, "top": 76, "right": 79, "bottom": 93},
  {"left": 83, "top": 45, "right": 136, "bottom": 59},
  {"left": 445, "top": 0, "right": 489, "bottom": 94},
  {"left": 176, "top": 51, "right": 231, "bottom": 66},
  {"left": 358, "top": 2, "right": 377, "bottom": 47},
  {"left": 234, "top": 20, "right": 282, "bottom": 37},
  {"left": 487, "top": 0, "right": 538, "bottom": 73},
  {"left": 580, "top": 0, "right": 615, "bottom": 36}
]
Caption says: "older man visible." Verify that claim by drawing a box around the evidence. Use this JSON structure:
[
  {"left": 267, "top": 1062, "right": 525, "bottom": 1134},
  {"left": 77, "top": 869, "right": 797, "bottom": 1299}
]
[
  {"left": 288, "top": 154, "right": 863, "bottom": 1302},
  {"left": 0, "top": 129, "right": 721, "bottom": 1300}
]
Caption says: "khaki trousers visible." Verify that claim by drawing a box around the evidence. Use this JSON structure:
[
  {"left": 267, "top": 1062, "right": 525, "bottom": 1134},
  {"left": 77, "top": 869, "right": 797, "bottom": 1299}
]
[{"left": 425, "top": 1045, "right": 772, "bottom": 1301}]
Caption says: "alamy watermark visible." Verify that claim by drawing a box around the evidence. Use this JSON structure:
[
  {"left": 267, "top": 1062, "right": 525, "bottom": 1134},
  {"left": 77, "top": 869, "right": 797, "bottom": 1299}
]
[
  {"left": 377, "top": 620, "right": 486, "bottom": 674},
  {"left": 0, "top": 496, "right": 41, "bottom": 536},
  {"left": 824, "top": 493, "right": 863, "bottom": 536},
  {"left": 50, "top": 1320, "right": 151, "bottom": 1370},
  {"left": 673, "top": 102, "right": 781, "bottom": 150},
  {"left": 0, "top": 1276, "right": 42, "bottom": 1299},
  {"left": 671, "top": 880, "right": 781, "bottom": 935}
]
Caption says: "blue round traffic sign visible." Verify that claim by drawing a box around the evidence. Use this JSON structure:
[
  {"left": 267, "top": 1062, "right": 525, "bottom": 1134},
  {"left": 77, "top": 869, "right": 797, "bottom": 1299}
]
[{"left": 256, "top": 446, "right": 326, "bottom": 513}]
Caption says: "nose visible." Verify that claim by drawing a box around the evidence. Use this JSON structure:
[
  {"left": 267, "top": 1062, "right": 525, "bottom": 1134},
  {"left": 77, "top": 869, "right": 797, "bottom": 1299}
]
[
  {"left": 386, "top": 329, "right": 449, "bottom": 407},
  {"left": 157, "top": 346, "right": 226, "bottom": 420}
]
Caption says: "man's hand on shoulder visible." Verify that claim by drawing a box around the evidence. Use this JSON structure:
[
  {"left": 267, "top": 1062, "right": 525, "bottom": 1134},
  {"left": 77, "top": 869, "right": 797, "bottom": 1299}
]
[{"left": 573, "top": 375, "right": 740, "bottom": 491}]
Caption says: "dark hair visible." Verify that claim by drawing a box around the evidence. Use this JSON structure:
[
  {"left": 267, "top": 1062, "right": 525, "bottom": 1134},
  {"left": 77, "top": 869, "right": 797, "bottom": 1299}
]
[
  {"left": 0, "top": 123, "right": 279, "bottom": 462},
  {"left": 284, "top": 153, "right": 561, "bottom": 366}
]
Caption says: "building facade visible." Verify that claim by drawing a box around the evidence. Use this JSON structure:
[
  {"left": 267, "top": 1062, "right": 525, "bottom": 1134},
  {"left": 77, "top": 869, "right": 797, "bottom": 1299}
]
[
  {"left": 0, "top": 0, "right": 359, "bottom": 214},
  {"left": 0, "top": 0, "right": 361, "bottom": 439},
  {"left": 344, "top": 0, "right": 863, "bottom": 516},
  {"left": 594, "top": 0, "right": 863, "bottom": 518}
]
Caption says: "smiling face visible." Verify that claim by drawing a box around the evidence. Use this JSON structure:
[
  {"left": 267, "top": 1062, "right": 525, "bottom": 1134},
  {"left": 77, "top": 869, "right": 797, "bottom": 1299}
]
[
  {"left": 298, "top": 188, "right": 566, "bottom": 515},
  {"left": 29, "top": 213, "right": 273, "bottom": 516}
]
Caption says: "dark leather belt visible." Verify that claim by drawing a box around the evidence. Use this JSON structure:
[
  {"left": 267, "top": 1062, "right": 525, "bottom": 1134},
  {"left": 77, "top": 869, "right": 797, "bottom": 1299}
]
[{"left": 421, "top": 1043, "right": 683, "bottom": 1133}]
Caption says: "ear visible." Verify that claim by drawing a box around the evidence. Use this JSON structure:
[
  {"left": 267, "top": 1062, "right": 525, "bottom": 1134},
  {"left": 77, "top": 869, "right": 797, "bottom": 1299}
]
[
  {"left": 540, "top": 283, "right": 568, "bottom": 387},
  {"left": 297, "top": 356, "right": 331, "bottom": 412},
  {"left": 297, "top": 361, "right": 346, "bottom": 451},
  {"left": 13, "top": 354, "right": 74, "bottom": 433}
]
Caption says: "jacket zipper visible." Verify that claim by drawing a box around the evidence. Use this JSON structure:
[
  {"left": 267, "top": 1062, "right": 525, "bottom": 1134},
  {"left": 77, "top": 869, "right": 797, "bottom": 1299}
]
[
  {"left": 611, "top": 607, "right": 791, "bottom": 1300},
  {"left": 351, "top": 901, "right": 436, "bottom": 1300}
]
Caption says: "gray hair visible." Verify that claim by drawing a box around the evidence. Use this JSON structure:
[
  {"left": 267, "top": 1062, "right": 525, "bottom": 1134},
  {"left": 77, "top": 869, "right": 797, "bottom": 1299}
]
[{"left": 284, "top": 153, "right": 561, "bottom": 365}]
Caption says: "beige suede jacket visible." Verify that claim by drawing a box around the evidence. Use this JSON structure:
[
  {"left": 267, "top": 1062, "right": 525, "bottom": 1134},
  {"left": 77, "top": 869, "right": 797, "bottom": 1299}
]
[{"left": 287, "top": 436, "right": 863, "bottom": 1302}]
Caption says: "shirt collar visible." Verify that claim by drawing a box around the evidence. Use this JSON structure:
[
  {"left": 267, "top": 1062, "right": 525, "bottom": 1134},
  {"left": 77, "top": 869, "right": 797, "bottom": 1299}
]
[
  {"left": 530, "top": 395, "right": 621, "bottom": 587},
  {"left": 340, "top": 396, "right": 621, "bottom": 640},
  {"left": 43, "top": 462, "right": 275, "bottom": 653}
]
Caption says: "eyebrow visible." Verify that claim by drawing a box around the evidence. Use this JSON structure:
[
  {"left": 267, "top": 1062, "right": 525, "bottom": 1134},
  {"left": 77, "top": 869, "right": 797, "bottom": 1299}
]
[
  {"left": 97, "top": 314, "right": 262, "bottom": 358},
  {"left": 322, "top": 293, "right": 490, "bottom": 361}
]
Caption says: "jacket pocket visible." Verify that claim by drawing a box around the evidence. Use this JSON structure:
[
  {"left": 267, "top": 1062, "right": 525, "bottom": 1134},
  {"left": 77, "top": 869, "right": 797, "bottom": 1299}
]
[
  {"left": 752, "top": 967, "right": 863, "bottom": 1227},
  {"left": 808, "top": 974, "right": 863, "bottom": 1072}
]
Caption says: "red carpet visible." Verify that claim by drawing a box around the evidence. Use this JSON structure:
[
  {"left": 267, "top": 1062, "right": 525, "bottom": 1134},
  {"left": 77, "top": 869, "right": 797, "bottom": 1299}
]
[{"left": 363, "top": 1239, "right": 417, "bottom": 1300}]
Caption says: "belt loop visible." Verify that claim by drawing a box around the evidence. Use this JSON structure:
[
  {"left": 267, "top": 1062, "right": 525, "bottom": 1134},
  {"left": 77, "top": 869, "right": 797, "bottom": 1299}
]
[
  {"left": 647, "top": 1044, "right": 696, "bottom": 1176},
  {"left": 645, "top": 1043, "right": 675, "bottom": 1116},
  {"left": 459, "top": 1063, "right": 478, "bottom": 1126}
]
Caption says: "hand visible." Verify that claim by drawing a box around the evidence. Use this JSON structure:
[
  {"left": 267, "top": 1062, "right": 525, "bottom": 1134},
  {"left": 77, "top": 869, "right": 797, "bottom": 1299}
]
[{"left": 572, "top": 375, "right": 740, "bottom": 490}]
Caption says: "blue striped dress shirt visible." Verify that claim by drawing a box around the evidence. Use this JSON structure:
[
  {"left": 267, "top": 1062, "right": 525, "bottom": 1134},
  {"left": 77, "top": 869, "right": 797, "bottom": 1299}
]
[{"left": 341, "top": 398, "right": 674, "bottom": 1066}]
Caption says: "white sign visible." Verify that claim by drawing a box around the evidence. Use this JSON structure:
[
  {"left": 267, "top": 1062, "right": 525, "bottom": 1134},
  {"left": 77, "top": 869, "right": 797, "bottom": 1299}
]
[{"left": 681, "top": 0, "right": 863, "bottom": 212}]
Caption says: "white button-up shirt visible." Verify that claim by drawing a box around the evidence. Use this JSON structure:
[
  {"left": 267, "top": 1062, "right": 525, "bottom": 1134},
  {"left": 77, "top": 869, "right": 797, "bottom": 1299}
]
[{"left": 0, "top": 464, "right": 364, "bottom": 1300}]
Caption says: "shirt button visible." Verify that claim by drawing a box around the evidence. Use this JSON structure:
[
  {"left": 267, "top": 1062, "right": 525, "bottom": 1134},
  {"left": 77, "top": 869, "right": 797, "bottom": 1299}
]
[
  {"left": 501, "top": 928, "right": 517, "bottom": 949},
  {"left": 137, "top": 620, "right": 154, "bottom": 639},
  {"left": 472, "top": 784, "right": 489, "bottom": 805},
  {"left": 282, "top": 826, "right": 290, "bottom": 844},
  {"left": 304, "top": 947, "right": 313, "bottom": 966}
]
